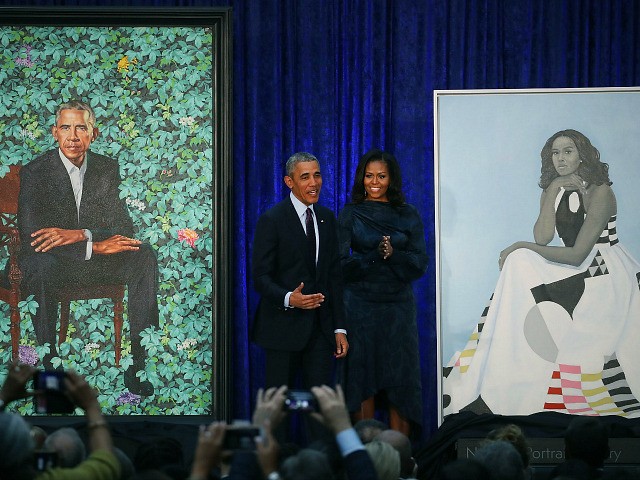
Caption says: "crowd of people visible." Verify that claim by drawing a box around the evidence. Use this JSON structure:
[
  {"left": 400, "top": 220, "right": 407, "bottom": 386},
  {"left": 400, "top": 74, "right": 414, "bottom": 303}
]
[
  {"left": 3, "top": 360, "right": 640, "bottom": 479},
  {"left": 0, "top": 360, "right": 415, "bottom": 480}
]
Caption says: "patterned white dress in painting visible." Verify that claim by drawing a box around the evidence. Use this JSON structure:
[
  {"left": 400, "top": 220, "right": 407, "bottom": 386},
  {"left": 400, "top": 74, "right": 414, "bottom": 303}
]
[{"left": 443, "top": 188, "right": 640, "bottom": 418}]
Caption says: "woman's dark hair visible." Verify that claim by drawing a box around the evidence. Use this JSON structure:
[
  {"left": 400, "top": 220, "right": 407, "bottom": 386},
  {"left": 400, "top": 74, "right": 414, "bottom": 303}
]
[
  {"left": 486, "top": 424, "right": 530, "bottom": 467},
  {"left": 351, "top": 148, "right": 405, "bottom": 206},
  {"left": 564, "top": 416, "right": 609, "bottom": 468},
  {"left": 539, "top": 129, "right": 611, "bottom": 189}
]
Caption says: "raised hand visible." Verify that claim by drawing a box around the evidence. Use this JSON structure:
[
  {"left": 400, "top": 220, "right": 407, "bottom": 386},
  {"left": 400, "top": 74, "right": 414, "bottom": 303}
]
[
  {"left": 0, "top": 361, "right": 36, "bottom": 405},
  {"left": 289, "top": 282, "right": 324, "bottom": 309},
  {"left": 551, "top": 173, "right": 588, "bottom": 195},
  {"left": 378, "top": 235, "right": 393, "bottom": 259},
  {"left": 190, "top": 422, "right": 227, "bottom": 480},
  {"left": 310, "top": 384, "right": 352, "bottom": 434},
  {"left": 252, "top": 385, "right": 288, "bottom": 429}
]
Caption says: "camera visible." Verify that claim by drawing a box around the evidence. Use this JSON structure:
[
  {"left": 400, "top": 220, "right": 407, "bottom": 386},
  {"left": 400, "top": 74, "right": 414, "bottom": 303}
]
[
  {"left": 33, "top": 370, "right": 75, "bottom": 414},
  {"left": 222, "top": 426, "right": 261, "bottom": 450},
  {"left": 34, "top": 450, "right": 58, "bottom": 471},
  {"left": 284, "top": 389, "right": 317, "bottom": 412}
]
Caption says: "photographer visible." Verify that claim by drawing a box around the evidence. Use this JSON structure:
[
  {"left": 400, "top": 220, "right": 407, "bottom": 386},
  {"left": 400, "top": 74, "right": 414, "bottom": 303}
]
[
  {"left": 309, "top": 385, "right": 377, "bottom": 480},
  {"left": 0, "top": 361, "right": 120, "bottom": 480},
  {"left": 188, "top": 387, "right": 286, "bottom": 480},
  {"left": 188, "top": 385, "right": 376, "bottom": 480}
]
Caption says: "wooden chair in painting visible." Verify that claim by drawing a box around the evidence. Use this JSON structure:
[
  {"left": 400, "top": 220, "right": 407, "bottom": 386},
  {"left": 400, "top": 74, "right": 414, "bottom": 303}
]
[{"left": 0, "top": 165, "right": 126, "bottom": 366}]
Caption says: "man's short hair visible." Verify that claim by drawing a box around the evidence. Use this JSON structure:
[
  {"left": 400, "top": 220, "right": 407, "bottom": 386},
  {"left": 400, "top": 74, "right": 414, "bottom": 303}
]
[
  {"left": 285, "top": 152, "right": 319, "bottom": 177},
  {"left": 438, "top": 458, "right": 491, "bottom": 480},
  {"left": 280, "top": 448, "right": 333, "bottom": 480},
  {"left": 56, "top": 99, "right": 96, "bottom": 129},
  {"left": 564, "top": 416, "right": 609, "bottom": 468},
  {"left": 474, "top": 440, "right": 525, "bottom": 480},
  {"left": 353, "top": 418, "right": 388, "bottom": 444}
]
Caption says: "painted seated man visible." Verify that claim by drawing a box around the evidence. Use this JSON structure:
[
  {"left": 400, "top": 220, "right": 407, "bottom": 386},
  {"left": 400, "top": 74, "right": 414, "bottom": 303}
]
[{"left": 18, "top": 99, "right": 158, "bottom": 396}]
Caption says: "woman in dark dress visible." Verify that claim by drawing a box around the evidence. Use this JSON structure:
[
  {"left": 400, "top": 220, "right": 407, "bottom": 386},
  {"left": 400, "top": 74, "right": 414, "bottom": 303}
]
[{"left": 338, "top": 148, "right": 428, "bottom": 435}]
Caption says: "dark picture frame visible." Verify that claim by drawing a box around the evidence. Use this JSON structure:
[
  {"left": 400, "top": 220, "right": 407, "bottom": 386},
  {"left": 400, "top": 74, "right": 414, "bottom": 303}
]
[{"left": 0, "top": 7, "right": 232, "bottom": 420}]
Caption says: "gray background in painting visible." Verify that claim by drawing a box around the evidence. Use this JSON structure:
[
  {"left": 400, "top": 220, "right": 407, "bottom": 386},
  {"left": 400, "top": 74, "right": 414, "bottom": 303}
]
[{"left": 436, "top": 89, "right": 640, "bottom": 364}]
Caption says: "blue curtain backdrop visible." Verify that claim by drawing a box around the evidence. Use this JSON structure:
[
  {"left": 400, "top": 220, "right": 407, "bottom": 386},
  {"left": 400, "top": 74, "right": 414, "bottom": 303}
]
[
  {"left": 2, "top": 0, "right": 640, "bottom": 444},
  {"left": 224, "top": 0, "right": 640, "bottom": 445}
]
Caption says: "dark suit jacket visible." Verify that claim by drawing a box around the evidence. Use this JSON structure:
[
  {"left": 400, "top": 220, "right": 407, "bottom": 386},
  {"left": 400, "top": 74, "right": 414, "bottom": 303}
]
[
  {"left": 251, "top": 196, "right": 346, "bottom": 352},
  {"left": 18, "top": 149, "right": 134, "bottom": 261}
]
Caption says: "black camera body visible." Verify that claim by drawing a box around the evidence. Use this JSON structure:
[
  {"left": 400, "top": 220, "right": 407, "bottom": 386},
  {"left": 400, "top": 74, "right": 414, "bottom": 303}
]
[
  {"left": 33, "top": 370, "right": 75, "bottom": 414},
  {"left": 222, "top": 426, "right": 261, "bottom": 450},
  {"left": 284, "top": 389, "right": 318, "bottom": 412}
]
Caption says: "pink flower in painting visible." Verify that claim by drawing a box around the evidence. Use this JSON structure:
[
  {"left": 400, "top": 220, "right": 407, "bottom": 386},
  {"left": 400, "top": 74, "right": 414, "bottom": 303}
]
[
  {"left": 177, "top": 228, "right": 199, "bottom": 248},
  {"left": 15, "top": 45, "right": 35, "bottom": 67}
]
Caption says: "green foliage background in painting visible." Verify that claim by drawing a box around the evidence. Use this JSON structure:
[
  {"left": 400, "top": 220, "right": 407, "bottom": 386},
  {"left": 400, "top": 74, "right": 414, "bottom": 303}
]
[{"left": 0, "top": 26, "right": 213, "bottom": 415}]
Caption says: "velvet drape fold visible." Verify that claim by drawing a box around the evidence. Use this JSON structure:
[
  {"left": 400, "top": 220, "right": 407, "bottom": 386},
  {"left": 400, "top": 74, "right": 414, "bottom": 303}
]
[{"left": 228, "top": 0, "right": 640, "bottom": 443}]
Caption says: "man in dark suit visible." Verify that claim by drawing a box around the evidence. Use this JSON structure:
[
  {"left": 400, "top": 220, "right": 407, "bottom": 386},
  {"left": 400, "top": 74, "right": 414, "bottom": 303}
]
[
  {"left": 251, "top": 152, "right": 348, "bottom": 390},
  {"left": 17, "top": 100, "right": 158, "bottom": 395}
]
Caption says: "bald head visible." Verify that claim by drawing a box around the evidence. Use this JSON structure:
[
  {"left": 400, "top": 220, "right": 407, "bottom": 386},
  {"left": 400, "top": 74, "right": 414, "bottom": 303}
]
[
  {"left": 375, "top": 429, "right": 416, "bottom": 478},
  {"left": 44, "top": 428, "right": 86, "bottom": 468}
]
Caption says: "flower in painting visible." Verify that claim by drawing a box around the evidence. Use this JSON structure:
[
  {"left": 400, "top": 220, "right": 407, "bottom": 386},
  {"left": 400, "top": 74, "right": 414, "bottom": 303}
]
[
  {"left": 117, "top": 391, "right": 141, "bottom": 406},
  {"left": 18, "top": 345, "right": 39, "bottom": 366},
  {"left": 84, "top": 343, "right": 100, "bottom": 353},
  {"left": 117, "top": 55, "right": 137, "bottom": 73},
  {"left": 21, "top": 129, "right": 37, "bottom": 140},
  {"left": 177, "top": 228, "right": 199, "bottom": 248},
  {"left": 126, "top": 197, "right": 146, "bottom": 211},
  {"left": 15, "top": 45, "right": 34, "bottom": 67},
  {"left": 177, "top": 338, "right": 197, "bottom": 351},
  {"left": 179, "top": 116, "right": 195, "bottom": 127}
]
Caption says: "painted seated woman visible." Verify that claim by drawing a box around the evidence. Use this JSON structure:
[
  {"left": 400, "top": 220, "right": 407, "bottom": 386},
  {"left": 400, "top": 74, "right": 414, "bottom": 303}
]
[{"left": 444, "top": 129, "right": 640, "bottom": 417}]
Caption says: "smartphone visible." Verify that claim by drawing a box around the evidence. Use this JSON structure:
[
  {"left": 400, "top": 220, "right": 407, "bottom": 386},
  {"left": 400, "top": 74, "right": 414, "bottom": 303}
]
[
  {"left": 34, "top": 450, "right": 58, "bottom": 471},
  {"left": 33, "top": 370, "right": 75, "bottom": 414},
  {"left": 284, "top": 389, "right": 317, "bottom": 412},
  {"left": 222, "top": 426, "right": 261, "bottom": 450}
]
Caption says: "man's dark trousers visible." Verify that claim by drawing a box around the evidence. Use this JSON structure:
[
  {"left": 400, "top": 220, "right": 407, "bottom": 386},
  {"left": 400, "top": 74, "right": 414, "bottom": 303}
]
[{"left": 20, "top": 244, "right": 158, "bottom": 364}]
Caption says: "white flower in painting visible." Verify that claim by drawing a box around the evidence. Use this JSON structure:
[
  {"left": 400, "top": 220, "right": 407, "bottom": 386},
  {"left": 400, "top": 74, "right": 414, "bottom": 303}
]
[
  {"left": 126, "top": 197, "right": 146, "bottom": 211},
  {"left": 177, "top": 338, "right": 197, "bottom": 351},
  {"left": 179, "top": 116, "right": 195, "bottom": 127}
]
